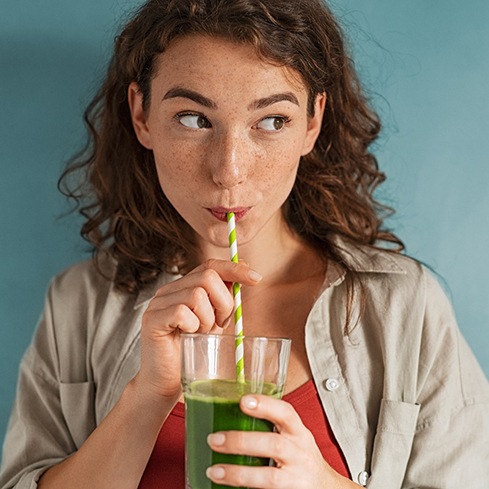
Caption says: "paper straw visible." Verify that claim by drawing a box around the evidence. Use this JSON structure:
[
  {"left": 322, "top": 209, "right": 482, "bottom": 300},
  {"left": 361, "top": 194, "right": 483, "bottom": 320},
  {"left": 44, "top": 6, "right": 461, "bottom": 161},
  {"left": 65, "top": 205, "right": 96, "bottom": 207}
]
[{"left": 227, "top": 212, "right": 245, "bottom": 383}]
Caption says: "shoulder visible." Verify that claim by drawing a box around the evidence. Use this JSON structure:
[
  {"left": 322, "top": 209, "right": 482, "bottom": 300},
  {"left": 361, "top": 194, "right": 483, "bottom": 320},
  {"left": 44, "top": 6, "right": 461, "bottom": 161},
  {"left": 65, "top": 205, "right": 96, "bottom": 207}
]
[
  {"left": 43, "top": 254, "right": 128, "bottom": 339},
  {"left": 331, "top": 239, "right": 457, "bottom": 341},
  {"left": 334, "top": 237, "right": 431, "bottom": 295},
  {"left": 359, "top": 247, "right": 452, "bottom": 319},
  {"left": 49, "top": 254, "right": 115, "bottom": 297}
]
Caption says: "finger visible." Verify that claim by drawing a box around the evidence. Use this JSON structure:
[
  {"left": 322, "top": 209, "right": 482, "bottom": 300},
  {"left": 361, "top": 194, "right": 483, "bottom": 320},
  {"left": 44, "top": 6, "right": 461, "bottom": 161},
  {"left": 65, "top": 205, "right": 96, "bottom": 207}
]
[
  {"left": 143, "top": 302, "right": 200, "bottom": 335},
  {"left": 206, "top": 464, "right": 287, "bottom": 489},
  {"left": 186, "top": 268, "right": 235, "bottom": 327},
  {"left": 157, "top": 269, "right": 233, "bottom": 326},
  {"left": 209, "top": 322, "right": 226, "bottom": 334},
  {"left": 151, "top": 272, "right": 232, "bottom": 327},
  {"left": 190, "top": 261, "right": 261, "bottom": 326},
  {"left": 151, "top": 260, "right": 262, "bottom": 327},
  {"left": 146, "top": 287, "right": 217, "bottom": 332},
  {"left": 187, "top": 259, "right": 263, "bottom": 286},
  {"left": 240, "top": 395, "right": 304, "bottom": 436},
  {"left": 207, "top": 431, "right": 292, "bottom": 465}
]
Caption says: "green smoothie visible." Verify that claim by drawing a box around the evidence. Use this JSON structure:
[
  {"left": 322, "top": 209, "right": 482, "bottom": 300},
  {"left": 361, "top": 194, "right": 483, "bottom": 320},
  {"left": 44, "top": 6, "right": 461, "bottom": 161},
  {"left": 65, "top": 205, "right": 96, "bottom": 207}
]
[{"left": 184, "top": 379, "right": 280, "bottom": 489}]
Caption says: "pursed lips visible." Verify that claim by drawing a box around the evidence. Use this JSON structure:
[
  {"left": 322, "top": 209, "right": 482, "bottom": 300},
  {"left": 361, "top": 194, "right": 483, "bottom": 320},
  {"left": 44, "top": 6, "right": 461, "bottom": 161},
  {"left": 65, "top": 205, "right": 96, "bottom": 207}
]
[{"left": 207, "top": 207, "right": 251, "bottom": 222}]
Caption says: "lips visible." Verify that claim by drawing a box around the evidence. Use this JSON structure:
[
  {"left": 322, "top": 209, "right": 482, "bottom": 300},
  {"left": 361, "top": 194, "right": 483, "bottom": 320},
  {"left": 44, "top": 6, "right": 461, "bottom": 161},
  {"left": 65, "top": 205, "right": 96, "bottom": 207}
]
[{"left": 207, "top": 207, "right": 251, "bottom": 222}]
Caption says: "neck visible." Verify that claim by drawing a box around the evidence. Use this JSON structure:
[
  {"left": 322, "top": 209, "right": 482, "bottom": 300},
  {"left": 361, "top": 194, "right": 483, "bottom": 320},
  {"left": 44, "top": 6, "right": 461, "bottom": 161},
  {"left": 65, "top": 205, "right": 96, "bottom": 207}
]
[{"left": 195, "top": 213, "right": 323, "bottom": 285}]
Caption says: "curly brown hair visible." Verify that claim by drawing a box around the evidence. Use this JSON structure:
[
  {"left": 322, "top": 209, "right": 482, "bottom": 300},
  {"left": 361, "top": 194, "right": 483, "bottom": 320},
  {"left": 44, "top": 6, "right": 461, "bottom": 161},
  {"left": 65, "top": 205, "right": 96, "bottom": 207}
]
[{"left": 59, "top": 0, "right": 403, "bottom": 298}]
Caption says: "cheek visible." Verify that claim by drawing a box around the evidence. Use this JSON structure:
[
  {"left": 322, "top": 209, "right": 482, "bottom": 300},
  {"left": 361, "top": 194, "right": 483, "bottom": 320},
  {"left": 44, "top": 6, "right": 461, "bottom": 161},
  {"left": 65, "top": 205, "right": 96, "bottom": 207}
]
[
  {"left": 263, "top": 139, "right": 303, "bottom": 178},
  {"left": 153, "top": 153, "right": 193, "bottom": 205},
  {"left": 154, "top": 142, "right": 196, "bottom": 180},
  {"left": 257, "top": 147, "right": 300, "bottom": 198}
]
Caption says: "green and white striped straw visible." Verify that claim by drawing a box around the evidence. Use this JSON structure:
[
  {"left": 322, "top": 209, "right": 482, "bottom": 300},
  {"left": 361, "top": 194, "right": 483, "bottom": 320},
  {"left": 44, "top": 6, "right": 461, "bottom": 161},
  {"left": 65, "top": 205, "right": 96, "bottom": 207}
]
[{"left": 226, "top": 212, "right": 245, "bottom": 383}]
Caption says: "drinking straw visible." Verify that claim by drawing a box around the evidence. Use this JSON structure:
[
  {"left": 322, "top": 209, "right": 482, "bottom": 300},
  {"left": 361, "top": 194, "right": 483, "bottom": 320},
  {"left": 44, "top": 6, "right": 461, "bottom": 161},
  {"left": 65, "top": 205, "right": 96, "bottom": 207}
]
[{"left": 226, "top": 212, "right": 245, "bottom": 383}]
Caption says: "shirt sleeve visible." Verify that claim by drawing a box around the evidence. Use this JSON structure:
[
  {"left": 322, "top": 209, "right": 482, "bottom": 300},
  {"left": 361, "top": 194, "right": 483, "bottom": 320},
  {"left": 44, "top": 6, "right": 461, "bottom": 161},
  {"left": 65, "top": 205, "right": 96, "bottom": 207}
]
[
  {"left": 0, "top": 282, "right": 77, "bottom": 489},
  {"left": 402, "top": 271, "right": 489, "bottom": 488}
]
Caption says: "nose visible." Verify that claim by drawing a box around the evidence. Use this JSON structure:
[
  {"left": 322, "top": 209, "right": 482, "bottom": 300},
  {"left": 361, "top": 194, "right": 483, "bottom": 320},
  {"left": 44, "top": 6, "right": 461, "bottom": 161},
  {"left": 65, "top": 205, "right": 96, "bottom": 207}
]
[{"left": 209, "top": 130, "right": 250, "bottom": 189}]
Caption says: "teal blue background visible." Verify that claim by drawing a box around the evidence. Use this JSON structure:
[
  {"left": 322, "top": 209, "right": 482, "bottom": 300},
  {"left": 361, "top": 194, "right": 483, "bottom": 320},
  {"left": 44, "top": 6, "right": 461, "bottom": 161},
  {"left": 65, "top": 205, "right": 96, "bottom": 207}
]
[{"left": 1, "top": 0, "right": 488, "bottom": 461}]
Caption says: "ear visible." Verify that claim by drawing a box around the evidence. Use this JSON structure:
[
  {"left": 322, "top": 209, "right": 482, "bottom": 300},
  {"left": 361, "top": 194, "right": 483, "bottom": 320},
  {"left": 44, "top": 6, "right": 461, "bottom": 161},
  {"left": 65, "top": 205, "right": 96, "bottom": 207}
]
[
  {"left": 128, "top": 81, "right": 153, "bottom": 149},
  {"left": 301, "top": 93, "right": 326, "bottom": 156}
]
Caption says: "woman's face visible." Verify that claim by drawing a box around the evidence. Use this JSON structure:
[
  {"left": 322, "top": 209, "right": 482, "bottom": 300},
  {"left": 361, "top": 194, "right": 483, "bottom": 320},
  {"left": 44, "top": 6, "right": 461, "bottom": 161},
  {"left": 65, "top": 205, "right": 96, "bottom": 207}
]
[{"left": 129, "top": 35, "right": 325, "bottom": 257}]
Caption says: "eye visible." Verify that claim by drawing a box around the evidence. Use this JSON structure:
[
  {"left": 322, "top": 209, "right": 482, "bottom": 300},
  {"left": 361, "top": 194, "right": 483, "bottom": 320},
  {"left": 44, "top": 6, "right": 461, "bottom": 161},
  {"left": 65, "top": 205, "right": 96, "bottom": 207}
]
[
  {"left": 256, "top": 116, "right": 290, "bottom": 132},
  {"left": 175, "top": 113, "right": 212, "bottom": 129}
]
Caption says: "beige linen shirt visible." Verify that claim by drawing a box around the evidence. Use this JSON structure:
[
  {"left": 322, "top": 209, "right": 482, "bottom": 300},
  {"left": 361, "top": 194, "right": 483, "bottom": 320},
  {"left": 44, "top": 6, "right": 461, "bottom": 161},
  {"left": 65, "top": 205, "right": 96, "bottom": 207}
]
[{"left": 1, "top": 243, "right": 489, "bottom": 488}]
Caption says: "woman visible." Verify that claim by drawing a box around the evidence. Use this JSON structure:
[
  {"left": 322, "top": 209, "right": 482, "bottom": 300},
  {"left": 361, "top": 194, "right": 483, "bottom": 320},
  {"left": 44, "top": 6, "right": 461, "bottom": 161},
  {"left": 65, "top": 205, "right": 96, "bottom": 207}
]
[{"left": 1, "top": 0, "right": 488, "bottom": 488}]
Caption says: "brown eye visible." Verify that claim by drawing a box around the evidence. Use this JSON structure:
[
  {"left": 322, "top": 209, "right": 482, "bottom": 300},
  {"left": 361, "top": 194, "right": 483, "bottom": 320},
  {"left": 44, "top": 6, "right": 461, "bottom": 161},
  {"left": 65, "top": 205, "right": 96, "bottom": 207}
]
[
  {"left": 196, "top": 115, "right": 211, "bottom": 128},
  {"left": 273, "top": 118, "right": 285, "bottom": 130},
  {"left": 256, "top": 116, "right": 289, "bottom": 131},
  {"left": 177, "top": 113, "right": 212, "bottom": 129}
]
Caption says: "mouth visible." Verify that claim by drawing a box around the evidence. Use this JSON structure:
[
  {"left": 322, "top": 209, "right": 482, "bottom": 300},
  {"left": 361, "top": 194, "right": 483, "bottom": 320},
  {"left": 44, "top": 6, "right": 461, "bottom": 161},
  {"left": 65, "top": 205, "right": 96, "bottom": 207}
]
[{"left": 207, "top": 207, "right": 251, "bottom": 222}]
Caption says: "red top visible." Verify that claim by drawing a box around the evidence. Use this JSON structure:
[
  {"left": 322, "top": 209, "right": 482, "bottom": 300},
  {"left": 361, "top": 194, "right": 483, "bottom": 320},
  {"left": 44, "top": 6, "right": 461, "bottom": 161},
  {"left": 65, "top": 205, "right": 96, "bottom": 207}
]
[{"left": 138, "top": 379, "right": 350, "bottom": 488}]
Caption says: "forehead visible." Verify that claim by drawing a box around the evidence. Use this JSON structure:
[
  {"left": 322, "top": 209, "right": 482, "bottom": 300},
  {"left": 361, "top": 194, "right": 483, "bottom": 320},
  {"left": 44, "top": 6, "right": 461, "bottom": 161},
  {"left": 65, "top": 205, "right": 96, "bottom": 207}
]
[{"left": 151, "top": 34, "right": 308, "bottom": 99}]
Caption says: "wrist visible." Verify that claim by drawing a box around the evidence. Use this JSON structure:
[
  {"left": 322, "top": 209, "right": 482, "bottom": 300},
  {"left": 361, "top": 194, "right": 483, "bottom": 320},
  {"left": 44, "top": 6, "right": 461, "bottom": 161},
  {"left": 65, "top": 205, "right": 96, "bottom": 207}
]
[{"left": 124, "top": 374, "right": 181, "bottom": 425}]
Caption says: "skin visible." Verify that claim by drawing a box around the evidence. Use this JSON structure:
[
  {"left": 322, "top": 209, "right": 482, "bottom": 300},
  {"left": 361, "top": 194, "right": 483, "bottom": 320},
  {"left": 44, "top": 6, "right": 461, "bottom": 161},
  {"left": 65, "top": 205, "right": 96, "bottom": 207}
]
[
  {"left": 39, "top": 34, "right": 358, "bottom": 488},
  {"left": 132, "top": 34, "right": 321, "bottom": 257}
]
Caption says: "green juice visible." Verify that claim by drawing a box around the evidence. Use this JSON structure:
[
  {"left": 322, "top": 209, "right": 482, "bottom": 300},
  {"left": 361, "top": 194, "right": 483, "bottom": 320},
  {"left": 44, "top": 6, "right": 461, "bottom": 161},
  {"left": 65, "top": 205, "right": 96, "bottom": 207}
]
[{"left": 184, "top": 379, "right": 280, "bottom": 489}]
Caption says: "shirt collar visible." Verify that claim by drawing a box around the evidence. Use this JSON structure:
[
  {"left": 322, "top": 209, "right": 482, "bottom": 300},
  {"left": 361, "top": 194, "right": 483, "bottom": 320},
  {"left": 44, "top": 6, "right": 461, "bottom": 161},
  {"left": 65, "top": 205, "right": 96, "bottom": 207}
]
[{"left": 332, "top": 235, "right": 407, "bottom": 274}]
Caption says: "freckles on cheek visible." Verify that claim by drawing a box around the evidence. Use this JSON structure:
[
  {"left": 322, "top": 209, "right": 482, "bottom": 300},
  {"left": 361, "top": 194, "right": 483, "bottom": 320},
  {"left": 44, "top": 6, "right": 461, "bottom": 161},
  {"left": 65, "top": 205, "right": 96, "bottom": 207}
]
[
  {"left": 251, "top": 157, "right": 275, "bottom": 187},
  {"left": 156, "top": 147, "right": 193, "bottom": 176},
  {"left": 274, "top": 147, "right": 301, "bottom": 175},
  {"left": 255, "top": 152, "right": 299, "bottom": 199}
]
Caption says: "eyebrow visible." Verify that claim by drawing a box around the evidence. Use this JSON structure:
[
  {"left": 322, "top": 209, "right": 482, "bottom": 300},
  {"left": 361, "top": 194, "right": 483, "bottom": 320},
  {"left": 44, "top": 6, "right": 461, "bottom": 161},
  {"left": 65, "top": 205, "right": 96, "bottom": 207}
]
[
  {"left": 248, "top": 92, "right": 300, "bottom": 110},
  {"left": 162, "top": 87, "right": 217, "bottom": 108},
  {"left": 162, "top": 87, "right": 300, "bottom": 110}
]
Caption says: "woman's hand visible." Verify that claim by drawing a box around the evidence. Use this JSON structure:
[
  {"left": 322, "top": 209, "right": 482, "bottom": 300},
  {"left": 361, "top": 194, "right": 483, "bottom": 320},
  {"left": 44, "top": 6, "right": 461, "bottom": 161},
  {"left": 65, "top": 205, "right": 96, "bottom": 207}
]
[
  {"left": 206, "top": 395, "right": 360, "bottom": 488},
  {"left": 132, "top": 259, "right": 263, "bottom": 404}
]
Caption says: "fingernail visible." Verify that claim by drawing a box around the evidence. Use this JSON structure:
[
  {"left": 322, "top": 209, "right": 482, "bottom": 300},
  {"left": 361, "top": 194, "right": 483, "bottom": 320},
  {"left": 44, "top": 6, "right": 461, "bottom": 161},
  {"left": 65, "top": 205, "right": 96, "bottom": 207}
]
[
  {"left": 247, "top": 269, "right": 263, "bottom": 282},
  {"left": 207, "top": 433, "right": 226, "bottom": 446},
  {"left": 242, "top": 395, "right": 258, "bottom": 409},
  {"left": 206, "top": 466, "right": 226, "bottom": 480}
]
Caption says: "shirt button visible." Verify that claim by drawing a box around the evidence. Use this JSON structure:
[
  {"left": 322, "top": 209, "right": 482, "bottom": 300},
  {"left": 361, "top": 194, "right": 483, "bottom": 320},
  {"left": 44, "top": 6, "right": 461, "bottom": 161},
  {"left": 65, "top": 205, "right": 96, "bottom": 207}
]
[
  {"left": 324, "top": 378, "right": 340, "bottom": 391},
  {"left": 358, "top": 471, "right": 369, "bottom": 486}
]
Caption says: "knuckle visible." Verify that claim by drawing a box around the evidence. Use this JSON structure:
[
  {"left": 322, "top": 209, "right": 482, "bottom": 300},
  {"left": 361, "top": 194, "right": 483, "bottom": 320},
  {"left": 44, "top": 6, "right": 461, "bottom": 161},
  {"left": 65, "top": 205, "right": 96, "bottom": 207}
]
[
  {"left": 233, "top": 431, "right": 247, "bottom": 452},
  {"left": 200, "top": 268, "right": 220, "bottom": 287},
  {"left": 229, "top": 468, "right": 247, "bottom": 487},
  {"left": 236, "top": 261, "right": 250, "bottom": 274},
  {"left": 202, "top": 258, "right": 219, "bottom": 270},
  {"left": 173, "top": 304, "right": 189, "bottom": 325},
  {"left": 282, "top": 403, "right": 298, "bottom": 425},
  {"left": 190, "top": 286, "right": 208, "bottom": 304}
]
